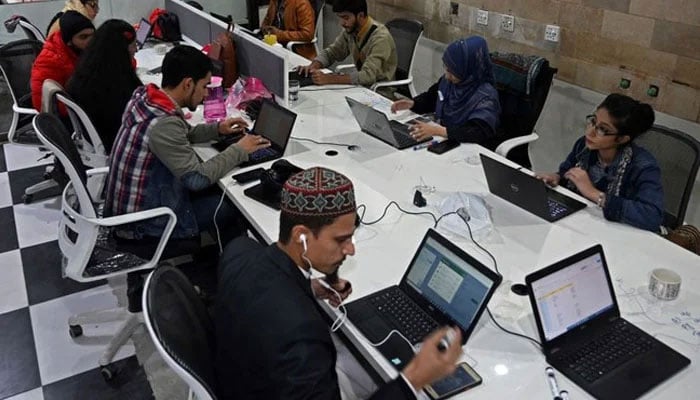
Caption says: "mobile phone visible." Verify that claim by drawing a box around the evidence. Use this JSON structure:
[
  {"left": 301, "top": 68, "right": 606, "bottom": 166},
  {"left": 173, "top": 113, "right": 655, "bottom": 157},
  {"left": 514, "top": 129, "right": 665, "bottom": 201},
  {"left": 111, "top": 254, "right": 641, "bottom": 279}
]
[
  {"left": 232, "top": 168, "right": 265, "bottom": 184},
  {"left": 427, "top": 139, "right": 460, "bottom": 155},
  {"left": 424, "top": 362, "right": 482, "bottom": 400}
]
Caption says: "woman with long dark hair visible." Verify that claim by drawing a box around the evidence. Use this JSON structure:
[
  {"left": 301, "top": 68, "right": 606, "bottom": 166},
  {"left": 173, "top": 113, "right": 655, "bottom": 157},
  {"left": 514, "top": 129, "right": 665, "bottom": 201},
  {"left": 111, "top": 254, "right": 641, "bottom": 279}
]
[
  {"left": 67, "top": 19, "right": 142, "bottom": 154},
  {"left": 537, "top": 93, "right": 663, "bottom": 232}
]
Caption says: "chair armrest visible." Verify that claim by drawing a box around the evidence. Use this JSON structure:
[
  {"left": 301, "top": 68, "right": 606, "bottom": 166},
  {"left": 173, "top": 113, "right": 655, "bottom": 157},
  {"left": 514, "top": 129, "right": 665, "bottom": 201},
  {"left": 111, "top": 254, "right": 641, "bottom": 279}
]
[
  {"left": 286, "top": 38, "right": 317, "bottom": 50},
  {"left": 495, "top": 132, "right": 540, "bottom": 158},
  {"left": 371, "top": 77, "right": 413, "bottom": 91},
  {"left": 86, "top": 166, "right": 109, "bottom": 177},
  {"left": 96, "top": 207, "right": 176, "bottom": 228},
  {"left": 13, "top": 104, "right": 38, "bottom": 115}
]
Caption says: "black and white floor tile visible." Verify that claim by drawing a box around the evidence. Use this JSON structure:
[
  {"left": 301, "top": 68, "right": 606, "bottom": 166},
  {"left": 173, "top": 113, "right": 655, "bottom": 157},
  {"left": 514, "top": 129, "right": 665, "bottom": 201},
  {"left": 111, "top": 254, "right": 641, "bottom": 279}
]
[{"left": 0, "top": 143, "right": 153, "bottom": 400}]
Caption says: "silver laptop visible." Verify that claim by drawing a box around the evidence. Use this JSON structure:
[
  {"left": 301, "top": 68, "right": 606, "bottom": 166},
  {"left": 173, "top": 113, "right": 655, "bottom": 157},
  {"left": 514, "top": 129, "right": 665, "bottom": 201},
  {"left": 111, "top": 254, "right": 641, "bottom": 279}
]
[{"left": 345, "top": 97, "right": 428, "bottom": 150}]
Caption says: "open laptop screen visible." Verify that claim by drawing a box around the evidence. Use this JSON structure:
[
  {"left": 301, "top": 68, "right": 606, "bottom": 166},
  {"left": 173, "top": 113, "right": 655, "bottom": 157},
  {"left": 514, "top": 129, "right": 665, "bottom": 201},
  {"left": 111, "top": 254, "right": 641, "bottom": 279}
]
[
  {"left": 530, "top": 251, "right": 614, "bottom": 341},
  {"left": 251, "top": 101, "right": 296, "bottom": 149},
  {"left": 404, "top": 235, "right": 495, "bottom": 331},
  {"left": 136, "top": 19, "right": 152, "bottom": 48}
]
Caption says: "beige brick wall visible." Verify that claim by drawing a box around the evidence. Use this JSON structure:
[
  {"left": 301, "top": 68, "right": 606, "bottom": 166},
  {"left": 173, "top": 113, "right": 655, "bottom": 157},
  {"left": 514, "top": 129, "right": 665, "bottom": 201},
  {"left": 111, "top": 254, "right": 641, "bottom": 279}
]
[{"left": 368, "top": 0, "right": 700, "bottom": 123}]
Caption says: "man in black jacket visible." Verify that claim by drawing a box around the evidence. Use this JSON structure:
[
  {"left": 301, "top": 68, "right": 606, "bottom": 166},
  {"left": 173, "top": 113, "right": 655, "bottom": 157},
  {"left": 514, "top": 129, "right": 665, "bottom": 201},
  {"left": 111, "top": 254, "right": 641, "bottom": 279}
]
[{"left": 215, "top": 166, "right": 462, "bottom": 399}]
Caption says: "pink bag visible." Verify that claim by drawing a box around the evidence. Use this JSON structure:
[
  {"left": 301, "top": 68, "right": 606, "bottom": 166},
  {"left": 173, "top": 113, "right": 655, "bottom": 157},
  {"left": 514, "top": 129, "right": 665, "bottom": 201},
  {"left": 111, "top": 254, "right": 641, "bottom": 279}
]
[{"left": 225, "top": 77, "right": 273, "bottom": 111}]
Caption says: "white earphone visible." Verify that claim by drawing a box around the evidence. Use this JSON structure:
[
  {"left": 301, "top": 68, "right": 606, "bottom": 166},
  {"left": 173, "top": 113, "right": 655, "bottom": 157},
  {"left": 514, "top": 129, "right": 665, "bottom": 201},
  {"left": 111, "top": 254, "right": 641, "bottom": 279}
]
[{"left": 300, "top": 233, "right": 308, "bottom": 252}]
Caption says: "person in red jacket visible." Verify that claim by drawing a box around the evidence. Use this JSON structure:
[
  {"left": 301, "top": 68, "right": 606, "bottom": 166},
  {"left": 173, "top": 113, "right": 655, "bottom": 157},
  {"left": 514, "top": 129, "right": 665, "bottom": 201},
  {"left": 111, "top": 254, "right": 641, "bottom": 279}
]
[{"left": 30, "top": 10, "right": 94, "bottom": 111}]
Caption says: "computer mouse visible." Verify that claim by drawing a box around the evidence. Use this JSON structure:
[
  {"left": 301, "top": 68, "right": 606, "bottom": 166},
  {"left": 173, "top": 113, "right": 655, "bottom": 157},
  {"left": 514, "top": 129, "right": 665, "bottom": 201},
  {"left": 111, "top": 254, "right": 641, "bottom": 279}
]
[
  {"left": 511, "top": 283, "right": 528, "bottom": 296},
  {"left": 347, "top": 145, "right": 360, "bottom": 151},
  {"left": 325, "top": 150, "right": 338, "bottom": 156}
]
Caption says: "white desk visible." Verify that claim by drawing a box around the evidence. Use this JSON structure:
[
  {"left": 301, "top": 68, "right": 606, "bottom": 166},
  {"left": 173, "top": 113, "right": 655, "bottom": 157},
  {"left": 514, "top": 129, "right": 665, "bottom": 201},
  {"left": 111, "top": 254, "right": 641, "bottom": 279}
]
[
  {"left": 207, "top": 83, "right": 699, "bottom": 398},
  {"left": 144, "top": 40, "right": 699, "bottom": 399}
]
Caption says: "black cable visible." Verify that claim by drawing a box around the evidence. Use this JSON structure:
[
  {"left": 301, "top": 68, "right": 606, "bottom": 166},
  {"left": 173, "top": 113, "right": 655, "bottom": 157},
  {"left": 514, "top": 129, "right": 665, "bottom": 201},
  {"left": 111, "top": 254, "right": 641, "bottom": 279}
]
[
  {"left": 487, "top": 308, "right": 542, "bottom": 349},
  {"left": 291, "top": 137, "right": 355, "bottom": 148},
  {"left": 461, "top": 216, "right": 499, "bottom": 275},
  {"left": 357, "top": 201, "right": 440, "bottom": 227},
  {"left": 458, "top": 216, "right": 543, "bottom": 349}
]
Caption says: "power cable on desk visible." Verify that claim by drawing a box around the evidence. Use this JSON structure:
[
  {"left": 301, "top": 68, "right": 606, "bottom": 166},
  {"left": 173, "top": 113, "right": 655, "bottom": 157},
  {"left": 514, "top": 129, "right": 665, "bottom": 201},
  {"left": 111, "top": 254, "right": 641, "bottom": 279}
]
[
  {"left": 291, "top": 137, "right": 356, "bottom": 149},
  {"left": 456, "top": 214, "right": 543, "bottom": 350},
  {"left": 356, "top": 202, "right": 457, "bottom": 229}
]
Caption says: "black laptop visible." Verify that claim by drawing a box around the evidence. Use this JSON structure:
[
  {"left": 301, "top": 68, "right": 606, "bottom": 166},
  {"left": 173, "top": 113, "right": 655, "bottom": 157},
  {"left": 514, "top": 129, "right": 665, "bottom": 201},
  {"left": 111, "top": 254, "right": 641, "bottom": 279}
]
[
  {"left": 136, "top": 18, "right": 153, "bottom": 49},
  {"left": 346, "top": 229, "right": 502, "bottom": 365},
  {"left": 480, "top": 154, "right": 586, "bottom": 222},
  {"left": 345, "top": 97, "right": 428, "bottom": 150},
  {"left": 526, "top": 245, "right": 690, "bottom": 400},
  {"left": 212, "top": 100, "right": 297, "bottom": 167}
]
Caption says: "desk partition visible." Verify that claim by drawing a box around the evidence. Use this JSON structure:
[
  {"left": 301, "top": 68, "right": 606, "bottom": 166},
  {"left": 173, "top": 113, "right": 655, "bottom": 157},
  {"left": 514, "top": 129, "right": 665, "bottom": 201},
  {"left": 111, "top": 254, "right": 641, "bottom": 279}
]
[{"left": 232, "top": 26, "right": 289, "bottom": 106}]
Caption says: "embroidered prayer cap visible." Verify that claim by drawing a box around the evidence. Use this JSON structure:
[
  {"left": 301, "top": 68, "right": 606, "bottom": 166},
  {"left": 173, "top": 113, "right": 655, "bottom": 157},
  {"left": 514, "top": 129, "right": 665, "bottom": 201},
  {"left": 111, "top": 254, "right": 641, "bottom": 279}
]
[{"left": 281, "top": 167, "right": 356, "bottom": 217}]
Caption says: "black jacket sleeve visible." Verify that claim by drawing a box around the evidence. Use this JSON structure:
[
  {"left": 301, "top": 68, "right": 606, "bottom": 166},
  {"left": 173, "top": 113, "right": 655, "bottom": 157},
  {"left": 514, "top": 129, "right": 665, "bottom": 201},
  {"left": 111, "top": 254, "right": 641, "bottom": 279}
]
[
  {"left": 446, "top": 118, "right": 495, "bottom": 144},
  {"left": 410, "top": 82, "right": 439, "bottom": 115}
]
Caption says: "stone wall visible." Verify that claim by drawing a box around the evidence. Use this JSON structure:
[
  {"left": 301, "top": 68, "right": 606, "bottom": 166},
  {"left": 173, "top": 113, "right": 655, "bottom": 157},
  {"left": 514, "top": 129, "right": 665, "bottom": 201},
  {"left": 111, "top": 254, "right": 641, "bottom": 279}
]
[{"left": 368, "top": 0, "right": 700, "bottom": 123}]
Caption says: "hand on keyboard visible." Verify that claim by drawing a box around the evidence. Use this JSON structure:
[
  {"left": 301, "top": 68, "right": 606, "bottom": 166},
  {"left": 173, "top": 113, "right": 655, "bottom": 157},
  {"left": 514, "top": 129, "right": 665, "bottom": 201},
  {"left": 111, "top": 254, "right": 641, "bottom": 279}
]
[{"left": 236, "top": 134, "right": 270, "bottom": 154}]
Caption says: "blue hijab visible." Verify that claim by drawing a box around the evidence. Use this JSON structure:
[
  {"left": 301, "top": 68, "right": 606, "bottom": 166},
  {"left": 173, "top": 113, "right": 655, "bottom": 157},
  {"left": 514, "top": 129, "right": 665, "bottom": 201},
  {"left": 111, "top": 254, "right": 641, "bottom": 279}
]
[{"left": 436, "top": 36, "right": 500, "bottom": 129}]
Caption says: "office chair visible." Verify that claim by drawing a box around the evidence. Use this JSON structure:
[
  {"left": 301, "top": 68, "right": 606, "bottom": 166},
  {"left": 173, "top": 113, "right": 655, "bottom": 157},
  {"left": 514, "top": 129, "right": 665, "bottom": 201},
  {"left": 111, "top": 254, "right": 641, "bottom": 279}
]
[
  {"left": 371, "top": 18, "right": 423, "bottom": 98},
  {"left": 0, "top": 39, "right": 60, "bottom": 203},
  {"left": 4, "top": 15, "right": 46, "bottom": 42},
  {"left": 489, "top": 54, "right": 558, "bottom": 169},
  {"left": 55, "top": 92, "right": 109, "bottom": 168},
  {"left": 33, "top": 112, "right": 200, "bottom": 381},
  {"left": 143, "top": 266, "right": 219, "bottom": 400},
  {"left": 286, "top": 0, "right": 325, "bottom": 55},
  {"left": 634, "top": 125, "right": 700, "bottom": 230}
]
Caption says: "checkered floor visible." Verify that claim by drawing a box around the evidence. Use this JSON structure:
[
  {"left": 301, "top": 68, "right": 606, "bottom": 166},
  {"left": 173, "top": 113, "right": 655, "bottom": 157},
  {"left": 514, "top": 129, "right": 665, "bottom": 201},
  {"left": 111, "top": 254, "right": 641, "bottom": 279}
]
[{"left": 0, "top": 143, "right": 153, "bottom": 400}]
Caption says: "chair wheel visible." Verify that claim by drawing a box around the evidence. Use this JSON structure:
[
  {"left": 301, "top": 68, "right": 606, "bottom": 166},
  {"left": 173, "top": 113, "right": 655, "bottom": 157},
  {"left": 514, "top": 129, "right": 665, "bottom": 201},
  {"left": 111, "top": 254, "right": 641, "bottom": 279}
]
[
  {"left": 69, "top": 325, "right": 83, "bottom": 338},
  {"left": 100, "top": 365, "right": 117, "bottom": 381},
  {"left": 22, "top": 194, "right": 33, "bottom": 204}
]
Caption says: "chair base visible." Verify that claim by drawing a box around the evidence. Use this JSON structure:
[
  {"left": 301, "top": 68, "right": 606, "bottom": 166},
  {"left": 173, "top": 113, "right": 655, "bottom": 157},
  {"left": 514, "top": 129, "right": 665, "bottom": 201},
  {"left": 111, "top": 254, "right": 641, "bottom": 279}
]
[
  {"left": 68, "top": 307, "right": 144, "bottom": 381},
  {"left": 23, "top": 177, "right": 59, "bottom": 203}
]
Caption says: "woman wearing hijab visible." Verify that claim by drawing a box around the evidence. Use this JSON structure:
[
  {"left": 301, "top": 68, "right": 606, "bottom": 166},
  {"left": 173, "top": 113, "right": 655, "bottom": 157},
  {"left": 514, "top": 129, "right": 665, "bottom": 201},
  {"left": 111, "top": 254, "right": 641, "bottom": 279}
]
[
  {"left": 47, "top": 0, "right": 99, "bottom": 36},
  {"left": 391, "top": 36, "right": 501, "bottom": 144}
]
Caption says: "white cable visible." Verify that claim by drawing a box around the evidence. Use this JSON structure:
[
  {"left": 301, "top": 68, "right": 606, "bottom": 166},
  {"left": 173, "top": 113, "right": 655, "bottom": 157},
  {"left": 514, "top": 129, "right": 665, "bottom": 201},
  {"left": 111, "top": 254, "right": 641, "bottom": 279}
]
[
  {"left": 213, "top": 184, "right": 229, "bottom": 255},
  {"left": 304, "top": 247, "right": 349, "bottom": 332},
  {"left": 363, "top": 329, "right": 415, "bottom": 349}
]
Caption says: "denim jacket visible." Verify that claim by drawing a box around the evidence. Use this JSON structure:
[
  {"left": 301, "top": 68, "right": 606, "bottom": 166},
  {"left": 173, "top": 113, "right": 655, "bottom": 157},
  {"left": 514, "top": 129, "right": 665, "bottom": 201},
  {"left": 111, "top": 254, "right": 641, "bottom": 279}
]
[
  {"left": 558, "top": 137, "right": 664, "bottom": 232},
  {"left": 105, "top": 85, "right": 246, "bottom": 239}
]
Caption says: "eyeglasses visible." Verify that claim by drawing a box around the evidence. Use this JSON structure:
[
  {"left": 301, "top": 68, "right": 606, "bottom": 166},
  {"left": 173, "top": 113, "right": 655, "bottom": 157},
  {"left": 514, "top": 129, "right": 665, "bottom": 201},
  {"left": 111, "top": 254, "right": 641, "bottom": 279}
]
[
  {"left": 585, "top": 114, "right": 618, "bottom": 137},
  {"left": 85, "top": 1, "right": 99, "bottom": 10}
]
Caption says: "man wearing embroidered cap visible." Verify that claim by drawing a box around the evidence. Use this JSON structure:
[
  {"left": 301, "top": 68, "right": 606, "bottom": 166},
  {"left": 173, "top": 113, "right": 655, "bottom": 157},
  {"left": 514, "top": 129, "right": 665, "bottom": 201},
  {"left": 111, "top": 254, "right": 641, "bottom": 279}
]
[{"left": 216, "top": 167, "right": 462, "bottom": 400}]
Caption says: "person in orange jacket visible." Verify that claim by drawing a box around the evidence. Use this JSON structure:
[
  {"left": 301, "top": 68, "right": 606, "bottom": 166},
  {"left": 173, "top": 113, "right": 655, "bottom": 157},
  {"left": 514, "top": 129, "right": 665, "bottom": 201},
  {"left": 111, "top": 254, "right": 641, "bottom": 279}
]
[
  {"left": 261, "top": 0, "right": 317, "bottom": 60},
  {"left": 30, "top": 11, "right": 94, "bottom": 111}
]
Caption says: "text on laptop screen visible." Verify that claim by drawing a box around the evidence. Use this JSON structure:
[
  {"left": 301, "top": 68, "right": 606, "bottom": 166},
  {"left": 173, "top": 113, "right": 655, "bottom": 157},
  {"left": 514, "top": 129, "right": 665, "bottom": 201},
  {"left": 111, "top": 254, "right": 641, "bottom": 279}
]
[
  {"left": 531, "top": 252, "right": 614, "bottom": 341},
  {"left": 253, "top": 103, "right": 295, "bottom": 148},
  {"left": 405, "top": 236, "right": 493, "bottom": 331}
]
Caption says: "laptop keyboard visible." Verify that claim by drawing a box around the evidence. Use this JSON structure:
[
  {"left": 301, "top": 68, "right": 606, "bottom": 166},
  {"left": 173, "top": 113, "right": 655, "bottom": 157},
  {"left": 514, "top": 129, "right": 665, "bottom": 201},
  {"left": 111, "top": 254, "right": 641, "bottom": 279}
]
[
  {"left": 249, "top": 147, "right": 277, "bottom": 161},
  {"left": 369, "top": 287, "right": 438, "bottom": 344},
  {"left": 556, "top": 320, "right": 655, "bottom": 383},
  {"left": 388, "top": 120, "right": 417, "bottom": 147},
  {"left": 547, "top": 198, "right": 569, "bottom": 218}
]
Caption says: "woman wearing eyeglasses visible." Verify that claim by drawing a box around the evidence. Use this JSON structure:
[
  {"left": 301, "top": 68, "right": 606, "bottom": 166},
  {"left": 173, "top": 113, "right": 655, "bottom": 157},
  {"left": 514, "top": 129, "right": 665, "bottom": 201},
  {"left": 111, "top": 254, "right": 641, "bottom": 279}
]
[
  {"left": 536, "top": 93, "right": 663, "bottom": 232},
  {"left": 47, "top": 0, "right": 99, "bottom": 36}
]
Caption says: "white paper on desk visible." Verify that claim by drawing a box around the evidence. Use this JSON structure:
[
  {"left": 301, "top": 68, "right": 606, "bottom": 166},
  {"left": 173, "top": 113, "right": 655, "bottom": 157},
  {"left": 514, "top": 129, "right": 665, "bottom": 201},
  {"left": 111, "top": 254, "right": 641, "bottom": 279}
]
[{"left": 437, "top": 192, "right": 492, "bottom": 240}]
